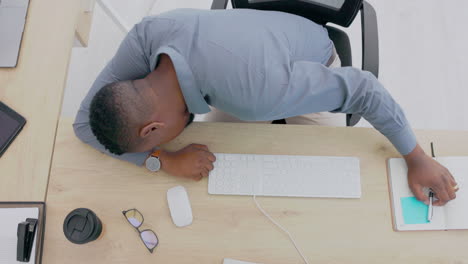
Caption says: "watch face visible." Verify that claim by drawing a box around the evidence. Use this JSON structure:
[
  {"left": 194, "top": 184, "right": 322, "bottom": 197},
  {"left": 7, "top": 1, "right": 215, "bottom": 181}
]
[{"left": 145, "top": 156, "right": 161, "bottom": 172}]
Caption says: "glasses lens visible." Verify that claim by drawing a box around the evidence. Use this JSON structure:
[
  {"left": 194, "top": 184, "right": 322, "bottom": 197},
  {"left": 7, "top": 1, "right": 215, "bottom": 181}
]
[
  {"left": 140, "top": 230, "right": 158, "bottom": 250},
  {"left": 124, "top": 209, "right": 143, "bottom": 228}
]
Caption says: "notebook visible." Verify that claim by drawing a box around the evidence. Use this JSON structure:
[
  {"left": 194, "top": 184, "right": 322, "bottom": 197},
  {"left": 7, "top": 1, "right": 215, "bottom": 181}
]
[{"left": 387, "top": 157, "right": 468, "bottom": 231}]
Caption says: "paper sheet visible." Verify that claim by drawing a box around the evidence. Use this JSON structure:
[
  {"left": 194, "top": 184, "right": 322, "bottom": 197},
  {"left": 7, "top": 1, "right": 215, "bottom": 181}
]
[{"left": 0, "top": 208, "right": 38, "bottom": 264}]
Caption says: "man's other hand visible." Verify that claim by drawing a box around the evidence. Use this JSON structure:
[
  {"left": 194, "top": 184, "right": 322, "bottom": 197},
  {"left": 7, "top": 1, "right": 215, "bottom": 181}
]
[
  {"left": 405, "top": 144, "right": 458, "bottom": 206},
  {"left": 159, "top": 144, "right": 216, "bottom": 181}
]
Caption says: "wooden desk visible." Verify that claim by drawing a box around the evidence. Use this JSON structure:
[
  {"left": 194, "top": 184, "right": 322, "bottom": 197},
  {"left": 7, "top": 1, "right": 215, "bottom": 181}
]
[
  {"left": 0, "top": 0, "right": 84, "bottom": 201},
  {"left": 43, "top": 119, "right": 468, "bottom": 263}
]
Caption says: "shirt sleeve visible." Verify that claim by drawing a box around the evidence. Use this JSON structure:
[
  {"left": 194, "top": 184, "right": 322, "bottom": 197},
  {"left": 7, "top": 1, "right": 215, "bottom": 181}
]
[
  {"left": 73, "top": 26, "right": 152, "bottom": 166},
  {"left": 267, "top": 61, "right": 417, "bottom": 155}
]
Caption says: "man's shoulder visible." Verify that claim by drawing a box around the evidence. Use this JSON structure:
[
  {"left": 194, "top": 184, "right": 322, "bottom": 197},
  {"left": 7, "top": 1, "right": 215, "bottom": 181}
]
[
  {"left": 133, "top": 8, "right": 206, "bottom": 36},
  {"left": 149, "top": 8, "right": 207, "bottom": 23}
]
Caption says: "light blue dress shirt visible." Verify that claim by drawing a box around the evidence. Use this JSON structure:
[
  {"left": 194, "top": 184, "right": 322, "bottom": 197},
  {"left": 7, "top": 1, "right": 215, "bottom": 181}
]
[{"left": 74, "top": 8, "right": 417, "bottom": 166}]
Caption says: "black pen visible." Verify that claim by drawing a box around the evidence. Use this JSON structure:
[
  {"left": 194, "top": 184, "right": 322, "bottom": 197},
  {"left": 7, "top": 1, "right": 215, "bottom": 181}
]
[
  {"left": 428, "top": 191, "right": 434, "bottom": 222},
  {"left": 427, "top": 142, "right": 435, "bottom": 222}
]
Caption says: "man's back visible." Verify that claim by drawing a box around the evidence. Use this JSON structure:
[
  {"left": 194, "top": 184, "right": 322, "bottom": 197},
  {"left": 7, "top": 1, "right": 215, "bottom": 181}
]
[
  {"left": 143, "top": 8, "right": 333, "bottom": 119},
  {"left": 75, "top": 8, "right": 335, "bottom": 139}
]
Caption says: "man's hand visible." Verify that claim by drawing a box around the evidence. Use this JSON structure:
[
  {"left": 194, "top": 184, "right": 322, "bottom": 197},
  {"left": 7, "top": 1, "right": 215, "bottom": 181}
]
[
  {"left": 404, "top": 144, "right": 458, "bottom": 206},
  {"left": 159, "top": 144, "right": 216, "bottom": 181}
]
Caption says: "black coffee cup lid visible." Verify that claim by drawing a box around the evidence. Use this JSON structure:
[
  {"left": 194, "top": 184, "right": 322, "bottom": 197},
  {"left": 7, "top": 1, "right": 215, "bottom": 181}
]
[{"left": 63, "top": 208, "right": 101, "bottom": 244}]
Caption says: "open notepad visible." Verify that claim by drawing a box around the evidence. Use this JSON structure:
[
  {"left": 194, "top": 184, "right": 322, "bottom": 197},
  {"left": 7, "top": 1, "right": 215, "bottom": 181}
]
[{"left": 388, "top": 157, "right": 468, "bottom": 231}]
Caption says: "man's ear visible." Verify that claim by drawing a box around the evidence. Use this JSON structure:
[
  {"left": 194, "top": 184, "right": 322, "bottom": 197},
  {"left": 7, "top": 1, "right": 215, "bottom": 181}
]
[{"left": 139, "top": 121, "right": 165, "bottom": 138}]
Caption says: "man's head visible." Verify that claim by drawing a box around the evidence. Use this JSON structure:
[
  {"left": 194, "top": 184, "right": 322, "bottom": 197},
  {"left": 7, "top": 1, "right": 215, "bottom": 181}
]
[{"left": 89, "top": 79, "right": 193, "bottom": 155}]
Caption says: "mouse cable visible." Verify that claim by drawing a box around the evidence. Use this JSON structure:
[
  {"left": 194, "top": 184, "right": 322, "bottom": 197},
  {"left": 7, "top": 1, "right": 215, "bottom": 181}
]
[{"left": 253, "top": 195, "right": 310, "bottom": 264}]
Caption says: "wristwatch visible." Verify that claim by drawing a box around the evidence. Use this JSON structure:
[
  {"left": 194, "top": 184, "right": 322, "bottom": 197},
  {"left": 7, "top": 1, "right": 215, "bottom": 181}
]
[{"left": 145, "top": 150, "right": 162, "bottom": 172}]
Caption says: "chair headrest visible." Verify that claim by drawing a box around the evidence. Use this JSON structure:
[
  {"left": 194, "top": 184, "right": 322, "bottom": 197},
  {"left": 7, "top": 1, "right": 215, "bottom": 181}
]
[{"left": 232, "top": 0, "right": 363, "bottom": 27}]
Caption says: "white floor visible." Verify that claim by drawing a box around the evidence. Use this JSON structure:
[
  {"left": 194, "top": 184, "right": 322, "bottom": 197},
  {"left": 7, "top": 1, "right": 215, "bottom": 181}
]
[{"left": 61, "top": 0, "right": 468, "bottom": 131}]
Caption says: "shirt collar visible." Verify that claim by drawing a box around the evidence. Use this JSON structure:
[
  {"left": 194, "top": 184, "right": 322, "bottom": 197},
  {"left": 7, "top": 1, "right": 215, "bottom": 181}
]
[{"left": 151, "top": 47, "right": 211, "bottom": 114}]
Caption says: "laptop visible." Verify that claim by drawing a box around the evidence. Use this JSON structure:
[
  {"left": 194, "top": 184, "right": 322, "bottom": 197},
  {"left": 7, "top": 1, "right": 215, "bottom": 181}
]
[{"left": 0, "top": 0, "right": 30, "bottom": 68}]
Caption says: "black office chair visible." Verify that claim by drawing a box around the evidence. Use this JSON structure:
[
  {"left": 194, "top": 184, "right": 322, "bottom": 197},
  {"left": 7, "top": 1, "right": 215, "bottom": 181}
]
[{"left": 211, "top": 0, "right": 379, "bottom": 126}]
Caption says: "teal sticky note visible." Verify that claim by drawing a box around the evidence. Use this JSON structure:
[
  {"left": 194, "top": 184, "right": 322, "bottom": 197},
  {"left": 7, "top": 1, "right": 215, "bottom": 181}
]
[{"left": 400, "top": 196, "right": 430, "bottom": 224}]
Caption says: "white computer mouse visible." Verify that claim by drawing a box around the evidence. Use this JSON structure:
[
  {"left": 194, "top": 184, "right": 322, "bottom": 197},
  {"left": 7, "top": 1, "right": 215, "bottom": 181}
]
[{"left": 167, "top": 185, "right": 193, "bottom": 227}]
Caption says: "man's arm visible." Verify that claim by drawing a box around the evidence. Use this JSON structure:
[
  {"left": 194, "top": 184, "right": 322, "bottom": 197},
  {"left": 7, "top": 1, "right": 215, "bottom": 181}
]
[
  {"left": 270, "top": 62, "right": 416, "bottom": 154},
  {"left": 73, "top": 25, "right": 151, "bottom": 166},
  {"left": 270, "top": 61, "right": 457, "bottom": 204}
]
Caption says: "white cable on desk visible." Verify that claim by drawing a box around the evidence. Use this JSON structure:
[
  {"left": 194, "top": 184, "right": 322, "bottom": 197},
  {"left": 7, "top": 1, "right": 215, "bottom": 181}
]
[{"left": 253, "top": 195, "right": 311, "bottom": 264}]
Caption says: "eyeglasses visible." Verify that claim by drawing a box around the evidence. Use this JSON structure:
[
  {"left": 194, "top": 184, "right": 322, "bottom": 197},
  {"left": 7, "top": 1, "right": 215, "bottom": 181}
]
[{"left": 122, "top": 209, "right": 159, "bottom": 253}]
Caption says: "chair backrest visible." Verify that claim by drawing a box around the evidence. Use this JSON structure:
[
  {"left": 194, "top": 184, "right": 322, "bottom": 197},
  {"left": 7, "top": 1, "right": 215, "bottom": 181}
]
[
  {"left": 325, "top": 26, "right": 352, "bottom": 66},
  {"left": 231, "top": 0, "right": 363, "bottom": 27}
]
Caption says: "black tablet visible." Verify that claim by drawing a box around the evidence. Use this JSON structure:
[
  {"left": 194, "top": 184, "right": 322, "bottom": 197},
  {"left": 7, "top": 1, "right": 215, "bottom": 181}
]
[{"left": 0, "top": 101, "right": 26, "bottom": 157}]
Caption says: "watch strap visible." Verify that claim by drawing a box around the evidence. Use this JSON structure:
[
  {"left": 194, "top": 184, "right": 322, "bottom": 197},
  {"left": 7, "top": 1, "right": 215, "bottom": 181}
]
[{"left": 150, "top": 149, "right": 162, "bottom": 158}]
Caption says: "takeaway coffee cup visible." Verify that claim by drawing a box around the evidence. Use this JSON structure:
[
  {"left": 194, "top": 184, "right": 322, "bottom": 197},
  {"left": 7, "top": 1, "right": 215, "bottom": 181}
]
[{"left": 63, "top": 208, "right": 103, "bottom": 244}]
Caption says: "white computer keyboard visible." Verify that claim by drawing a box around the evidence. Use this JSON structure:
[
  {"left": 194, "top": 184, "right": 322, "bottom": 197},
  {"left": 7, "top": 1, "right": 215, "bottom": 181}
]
[
  {"left": 208, "top": 153, "right": 361, "bottom": 198},
  {"left": 223, "top": 259, "right": 259, "bottom": 264}
]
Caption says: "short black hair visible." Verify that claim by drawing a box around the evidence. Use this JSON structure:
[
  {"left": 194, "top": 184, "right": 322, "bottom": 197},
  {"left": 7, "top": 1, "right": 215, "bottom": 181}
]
[{"left": 89, "top": 81, "right": 139, "bottom": 155}]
